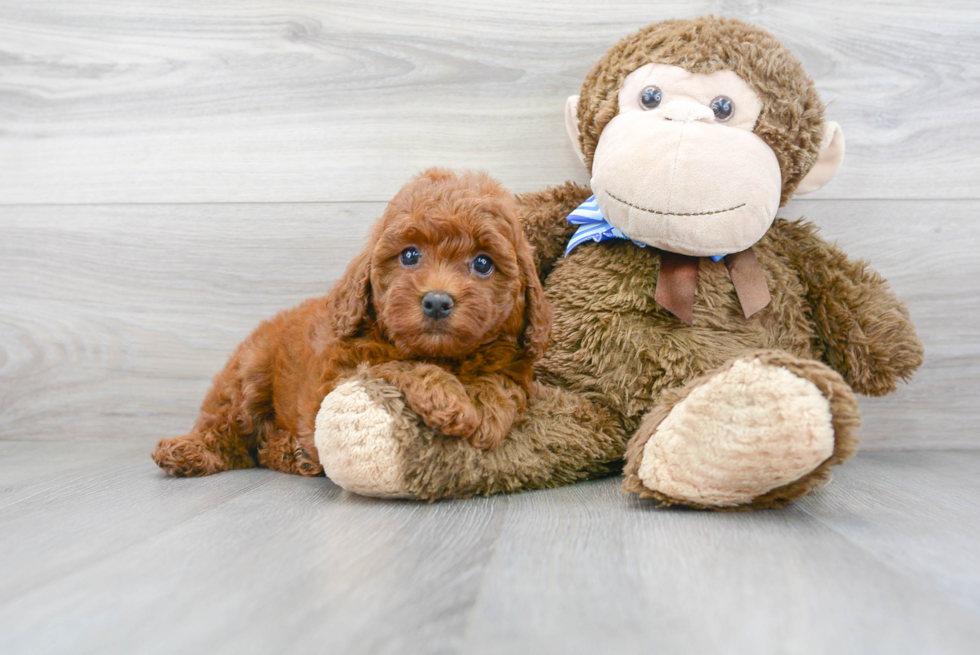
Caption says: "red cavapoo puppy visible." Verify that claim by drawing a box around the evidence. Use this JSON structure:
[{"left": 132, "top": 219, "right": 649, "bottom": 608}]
[{"left": 153, "top": 168, "right": 551, "bottom": 477}]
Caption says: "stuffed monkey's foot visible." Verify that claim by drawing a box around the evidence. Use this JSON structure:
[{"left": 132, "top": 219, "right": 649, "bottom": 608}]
[
  {"left": 623, "top": 351, "right": 860, "bottom": 510},
  {"left": 314, "top": 375, "right": 419, "bottom": 499}
]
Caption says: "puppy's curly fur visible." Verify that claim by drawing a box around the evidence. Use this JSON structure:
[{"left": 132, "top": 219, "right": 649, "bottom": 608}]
[{"left": 152, "top": 169, "right": 551, "bottom": 477}]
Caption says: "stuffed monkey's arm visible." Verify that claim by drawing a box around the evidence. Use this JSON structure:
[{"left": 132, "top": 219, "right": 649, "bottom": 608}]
[
  {"left": 783, "top": 220, "right": 924, "bottom": 396},
  {"left": 367, "top": 361, "right": 479, "bottom": 439},
  {"left": 516, "top": 182, "right": 593, "bottom": 282}
]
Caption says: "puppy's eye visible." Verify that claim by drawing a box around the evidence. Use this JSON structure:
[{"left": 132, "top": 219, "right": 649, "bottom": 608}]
[
  {"left": 399, "top": 247, "right": 420, "bottom": 267},
  {"left": 471, "top": 255, "right": 494, "bottom": 276}
]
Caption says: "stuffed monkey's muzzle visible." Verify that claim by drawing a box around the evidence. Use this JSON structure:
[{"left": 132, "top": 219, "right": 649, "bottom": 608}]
[{"left": 590, "top": 108, "right": 782, "bottom": 257}]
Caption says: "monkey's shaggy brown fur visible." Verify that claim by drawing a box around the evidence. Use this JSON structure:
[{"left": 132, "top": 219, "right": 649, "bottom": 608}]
[
  {"left": 152, "top": 169, "right": 551, "bottom": 477},
  {"left": 359, "top": 181, "right": 920, "bottom": 508},
  {"left": 324, "top": 17, "right": 923, "bottom": 508}
]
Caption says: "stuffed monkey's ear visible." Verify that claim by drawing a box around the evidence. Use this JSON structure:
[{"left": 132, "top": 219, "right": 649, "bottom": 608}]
[
  {"left": 565, "top": 95, "right": 586, "bottom": 166},
  {"left": 327, "top": 247, "right": 373, "bottom": 338},
  {"left": 795, "top": 121, "right": 845, "bottom": 195},
  {"left": 517, "top": 241, "right": 553, "bottom": 361}
]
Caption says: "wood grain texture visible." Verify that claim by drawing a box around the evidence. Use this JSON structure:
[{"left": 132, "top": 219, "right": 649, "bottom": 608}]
[
  {"left": 0, "top": 447, "right": 977, "bottom": 655},
  {"left": 1, "top": 199, "right": 975, "bottom": 448},
  {"left": 1, "top": 5, "right": 977, "bottom": 653},
  {"left": 781, "top": 198, "right": 980, "bottom": 448},
  {"left": 0, "top": 0, "right": 978, "bottom": 204},
  {"left": 800, "top": 450, "right": 980, "bottom": 615},
  {"left": 466, "top": 453, "right": 980, "bottom": 654},
  {"left": 0, "top": 202, "right": 379, "bottom": 442}
]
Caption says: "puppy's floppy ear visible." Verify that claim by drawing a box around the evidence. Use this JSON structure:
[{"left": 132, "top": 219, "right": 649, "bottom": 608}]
[
  {"left": 327, "top": 246, "right": 373, "bottom": 338},
  {"left": 517, "top": 239, "right": 552, "bottom": 360}
]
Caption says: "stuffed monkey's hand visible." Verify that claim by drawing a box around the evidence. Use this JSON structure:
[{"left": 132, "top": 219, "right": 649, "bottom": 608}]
[{"left": 367, "top": 361, "right": 479, "bottom": 440}]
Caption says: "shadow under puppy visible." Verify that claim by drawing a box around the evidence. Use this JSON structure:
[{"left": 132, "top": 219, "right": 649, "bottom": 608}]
[{"left": 153, "top": 168, "right": 551, "bottom": 477}]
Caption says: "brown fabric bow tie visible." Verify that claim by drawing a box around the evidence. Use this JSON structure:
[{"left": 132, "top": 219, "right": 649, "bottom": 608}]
[{"left": 655, "top": 248, "right": 771, "bottom": 325}]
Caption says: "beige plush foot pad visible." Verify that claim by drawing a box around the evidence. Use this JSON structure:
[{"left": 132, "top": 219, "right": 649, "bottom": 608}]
[
  {"left": 637, "top": 358, "right": 835, "bottom": 507},
  {"left": 314, "top": 379, "right": 413, "bottom": 498}
]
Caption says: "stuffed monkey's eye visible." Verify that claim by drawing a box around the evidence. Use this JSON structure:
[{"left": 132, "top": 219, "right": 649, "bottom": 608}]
[
  {"left": 471, "top": 254, "right": 494, "bottom": 276},
  {"left": 710, "top": 96, "right": 734, "bottom": 122},
  {"left": 399, "top": 247, "right": 420, "bottom": 267},
  {"left": 639, "top": 85, "right": 663, "bottom": 110}
]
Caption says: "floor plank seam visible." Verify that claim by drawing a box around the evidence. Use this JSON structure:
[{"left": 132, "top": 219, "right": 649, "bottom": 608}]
[{"left": 0, "top": 474, "right": 276, "bottom": 610}]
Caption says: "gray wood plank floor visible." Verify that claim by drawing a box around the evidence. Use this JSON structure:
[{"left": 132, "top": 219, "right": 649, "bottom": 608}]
[{"left": 0, "top": 444, "right": 978, "bottom": 655}]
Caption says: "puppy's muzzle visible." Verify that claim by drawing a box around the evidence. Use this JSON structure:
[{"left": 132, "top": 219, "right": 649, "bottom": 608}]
[{"left": 422, "top": 291, "right": 454, "bottom": 320}]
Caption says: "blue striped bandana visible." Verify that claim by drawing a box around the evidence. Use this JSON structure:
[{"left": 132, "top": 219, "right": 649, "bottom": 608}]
[{"left": 564, "top": 195, "right": 725, "bottom": 262}]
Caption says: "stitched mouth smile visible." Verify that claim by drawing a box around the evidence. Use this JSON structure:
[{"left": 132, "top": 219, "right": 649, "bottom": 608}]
[{"left": 605, "top": 190, "right": 745, "bottom": 217}]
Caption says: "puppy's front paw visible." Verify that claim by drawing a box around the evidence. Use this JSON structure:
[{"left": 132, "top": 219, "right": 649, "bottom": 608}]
[
  {"left": 467, "top": 421, "right": 508, "bottom": 450},
  {"left": 369, "top": 361, "right": 479, "bottom": 440},
  {"left": 314, "top": 378, "right": 417, "bottom": 498},
  {"left": 152, "top": 434, "right": 228, "bottom": 477},
  {"left": 419, "top": 395, "right": 479, "bottom": 441}
]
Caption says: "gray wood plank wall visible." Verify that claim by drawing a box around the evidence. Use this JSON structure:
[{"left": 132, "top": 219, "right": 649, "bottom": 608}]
[{"left": 1, "top": 1, "right": 978, "bottom": 449}]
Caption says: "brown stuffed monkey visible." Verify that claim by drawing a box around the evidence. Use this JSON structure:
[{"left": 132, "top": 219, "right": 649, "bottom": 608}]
[{"left": 314, "top": 16, "right": 923, "bottom": 509}]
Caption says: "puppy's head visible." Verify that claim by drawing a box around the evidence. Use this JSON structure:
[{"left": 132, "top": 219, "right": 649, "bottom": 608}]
[{"left": 328, "top": 168, "right": 551, "bottom": 360}]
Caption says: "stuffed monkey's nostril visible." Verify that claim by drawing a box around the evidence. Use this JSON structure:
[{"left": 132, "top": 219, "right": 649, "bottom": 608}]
[{"left": 422, "top": 291, "right": 454, "bottom": 320}]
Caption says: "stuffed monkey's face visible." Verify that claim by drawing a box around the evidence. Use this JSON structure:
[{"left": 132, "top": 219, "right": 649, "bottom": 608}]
[{"left": 585, "top": 64, "right": 782, "bottom": 257}]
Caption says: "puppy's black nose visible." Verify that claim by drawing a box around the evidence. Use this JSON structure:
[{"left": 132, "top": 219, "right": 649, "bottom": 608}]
[{"left": 422, "top": 291, "right": 454, "bottom": 320}]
